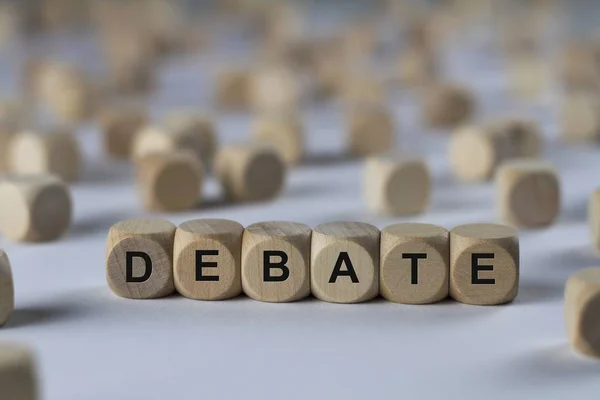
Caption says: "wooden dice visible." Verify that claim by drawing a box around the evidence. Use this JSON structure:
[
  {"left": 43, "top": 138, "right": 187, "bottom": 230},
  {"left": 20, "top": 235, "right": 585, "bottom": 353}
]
[
  {"left": 0, "top": 174, "right": 72, "bottom": 242},
  {"left": 164, "top": 111, "right": 217, "bottom": 166},
  {"left": 215, "top": 68, "right": 251, "bottom": 110},
  {"left": 0, "top": 343, "right": 38, "bottom": 400},
  {"left": 380, "top": 223, "right": 449, "bottom": 304},
  {"left": 561, "top": 92, "right": 600, "bottom": 143},
  {"left": 242, "top": 221, "right": 311, "bottom": 302},
  {"left": 397, "top": 47, "right": 437, "bottom": 87},
  {"left": 9, "top": 129, "right": 81, "bottom": 182},
  {"left": 565, "top": 268, "right": 600, "bottom": 358},
  {"left": 106, "top": 219, "right": 176, "bottom": 299},
  {"left": 423, "top": 84, "right": 475, "bottom": 129},
  {"left": 214, "top": 143, "right": 286, "bottom": 202},
  {"left": 311, "top": 222, "right": 380, "bottom": 303},
  {"left": 100, "top": 106, "right": 148, "bottom": 159},
  {"left": 251, "top": 113, "right": 304, "bottom": 165},
  {"left": 364, "top": 155, "right": 430, "bottom": 216},
  {"left": 0, "top": 250, "right": 13, "bottom": 326},
  {"left": 589, "top": 188, "right": 600, "bottom": 251},
  {"left": 174, "top": 219, "right": 244, "bottom": 300},
  {"left": 450, "top": 223, "right": 519, "bottom": 305},
  {"left": 347, "top": 103, "right": 396, "bottom": 157},
  {"left": 496, "top": 160, "right": 560, "bottom": 228},
  {"left": 135, "top": 151, "right": 203, "bottom": 212},
  {"left": 250, "top": 65, "right": 301, "bottom": 113}
]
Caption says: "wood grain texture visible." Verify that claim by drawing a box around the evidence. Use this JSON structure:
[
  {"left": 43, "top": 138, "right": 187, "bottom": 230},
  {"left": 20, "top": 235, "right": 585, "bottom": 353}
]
[
  {"left": 589, "top": 188, "right": 600, "bottom": 251},
  {"left": 252, "top": 112, "right": 304, "bottom": 165},
  {"left": 380, "top": 223, "right": 449, "bottom": 304},
  {"left": 0, "top": 250, "right": 14, "bottom": 326},
  {"left": 0, "top": 343, "right": 38, "bottom": 400},
  {"left": 364, "top": 155, "right": 430, "bottom": 216},
  {"left": 174, "top": 219, "right": 243, "bottom": 300},
  {"left": 423, "top": 83, "right": 474, "bottom": 129},
  {"left": 135, "top": 151, "right": 203, "bottom": 211},
  {"left": 450, "top": 223, "right": 519, "bottom": 305},
  {"left": 100, "top": 106, "right": 148, "bottom": 159},
  {"left": 214, "top": 143, "right": 286, "bottom": 202},
  {"left": 311, "top": 221, "right": 380, "bottom": 303},
  {"left": 565, "top": 268, "right": 600, "bottom": 358},
  {"left": 347, "top": 103, "right": 395, "bottom": 157},
  {"left": 9, "top": 129, "right": 81, "bottom": 182},
  {"left": 242, "top": 221, "right": 311, "bottom": 302},
  {"left": 106, "top": 219, "right": 176, "bottom": 299},
  {"left": 496, "top": 160, "right": 560, "bottom": 228},
  {"left": 0, "top": 174, "right": 72, "bottom": 242}
]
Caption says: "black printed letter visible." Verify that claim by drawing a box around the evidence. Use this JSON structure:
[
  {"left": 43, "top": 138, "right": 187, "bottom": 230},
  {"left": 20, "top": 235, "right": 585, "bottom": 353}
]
[
  {"left": 196, "top": 250, "right": 219, "bottom": 281},
  {"left": 472, "top": 253, "right": 495, "bottom": 284},
  {"left": 329, "top": 252, "right": 359, "bottom": 283},
  {"left": 402, "top": 253, "right": 427, "bottom": 285},
  {"left": 126, "top": 251, "right": 152, "bottom": 282},
  {"left": 263, "top": 251, "right": 290, "bottom": 282}
]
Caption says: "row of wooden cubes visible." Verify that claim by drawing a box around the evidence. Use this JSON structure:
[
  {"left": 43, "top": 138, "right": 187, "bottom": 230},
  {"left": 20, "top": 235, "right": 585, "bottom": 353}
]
[{"left": 106, "top": 219, "right": 520, "bottom": 305}]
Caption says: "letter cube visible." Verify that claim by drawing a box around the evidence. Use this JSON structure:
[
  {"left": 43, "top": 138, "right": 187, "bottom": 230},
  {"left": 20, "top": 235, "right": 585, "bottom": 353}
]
[
  {"left": 496, "top": 160, "right": 560, "bottom": 228},
  {"left": 0, "top": 174, "right": 72, "bottom": 242},
  {"left": 380, "top": 223, "right": 449, "bottom": 304},
  {"left": 106, "top": 219, "right": 176, "bottom": 299},
  {"left": 100, "top": 106, "right": 148, "bottom": 159},
  {"left": 242, "top": 221, "right": 311, "bottom": 302},
  {"left": 251, "top": 113, "right": 304, "bottom": 165},
  {"left": 450, "top": 223, "right": 519, "bottom": 305},
  {"left": 311, "top": 222, "right": 380, "bottom": 303},
  {"left": 347, "top": 103, "right": 395, "bottom": 157},
  {"left": 0, "top": 343, "right": 38, "bottom": 400},
  {"left": 565, "top": 268, "right": 600, "bottom": 358},
  {"left": 164, "top": 111, "right": 217, "bottom": 167},
  {"left": 0, "top": 250, "right": 14, "bottom": 326},
  {"left": 250, "top": 66, "right": 300, "bottom": 113},
  {"left": 174, "top": 219, "right": 244, "bottom": 300},
  {"left": 423, "top": 83, "right": 474, "bottom": 129}
]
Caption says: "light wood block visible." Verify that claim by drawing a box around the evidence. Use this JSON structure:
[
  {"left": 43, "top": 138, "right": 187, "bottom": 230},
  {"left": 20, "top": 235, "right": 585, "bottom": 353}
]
[
  {"left": 242, "top": 221, "right": 311, "bottom": 302},
  {"left": 340, "top": 74, "right": 385, "bottom": 106},
  {"left": 0, "top": 343, "right": 38, "bottom": 400},
  {"left": 364, "top": 155, "right": 430, "bottom": 216},
  {"left": 450, "top": 223, "right": 519, "bottom": 305},
  {"left": 9, "top": 129, "right": 81, "bottom": 182},
  {"left": 214, "top": 143, "right": 286, "bottom": 202},
  {"left": 215, "top": 69, "right": 251, "bottom": 110},
  {"left": 347, "top": 103, "right": 395, "bottom": 157},
  {"left": 496, "top": 160, "right": 560, "bottom": 228},
  {"left": 398, "top": 47, "right": 437, "bottom": 87},
  {"left": 106, "top": 219, "right": 176, "bottom": 299},
  {"left": 252, "top": 113, "right": 304, "bottom": 165},
  {"left": 135, "top": 151, "right": 203, "bottom": 212},
  {"left": 380, "top": 223, "right": 449, "bottom": 304},
  {"left": 509, "top": 54, "right": 549, "bottom": 99},
  {"left": 0, "top": 124, "right": 16, "bottom": 172},
  {"left": 174, "top": 219, "right": 244, "bottom": 300},
  {"left": 565, "top": 268, "right": 600, "bottom": 358},
  {"left": 250, "top": 66, "right": 301, "bottom": 113},
  {"left": 561, "top": 92, "right": 600, "bottom": 143},
  {"left": 0, "top": 174, "right": 72, "bottom": 242},
  {"left": 165, "top": 111, "right": 217, "bottom": 167},
  {"left": 311, "top": 222, "right": 380, "bottom": 303},
  {"left": 100, "top": 106, "right": 148, "bottom": 159},
  {"left": 423, "top": 84, "right": 475, "bottom": 129},
  {"left": 589, "top": 188, "right": 600, "bottom": 251},
  {"left": 0, "top": 250, "right": 14, "bottom": 326}
]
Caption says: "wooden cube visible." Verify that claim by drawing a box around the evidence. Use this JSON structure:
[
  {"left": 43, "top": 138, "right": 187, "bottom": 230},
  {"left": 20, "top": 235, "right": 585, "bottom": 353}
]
[
  {"left": 215, "top": 69, "right": 251, "bottom": 110},
  {"left": 135, "top": 151, "right": 203, "bottom": 212},
  {"left": 398, "top": 47, "right": 437, "bottom": 87},
  {"left": 0, "top": 250, "right": 14, "bottom": 326},
  {"left": 450, "top": 223, "right": 519, "bottom": 305},
  {"left": 0, "top": 174, "right": 72, "bottom": 242},
  {"left": 347, "top": 103, "right": 396, "bottom": 157},
  {"left": 311, "top": 222, "right": 379, "bottom": 303},
  {"left": 164, "top": 111, "right": 217, "bottom": 167},
  {"left": 9, "top": 129, "right": 81, "bottom": 182},
  {"left": 496, "top": 160, "right": 560, "bottom": 228},
  {"left": 251, "top": 113, "right": 304, "bottom": 165},
  {"left": 340, "top": 74, "right": 385, "bottom": 106},
  {"left": 565, "top": 268, "right": 600, "bottom": 358},
  {"left": 364, "top": 155, "right": 430, "bottom": 216},
  {"left": 589, "top": 188, "right": 600, "bottom": 251},
  {"left": 380, "top": 223, "right": 449, "bottom": 304},
  {"left": 561, "top": 92, "right": 600, "bottom": 143},
  {"left": 509, "top": 54, "right": 549, "bottom": 99},
  {"left": 242, "top": 221, "right": 311, "bottom": 302},
  {"left": 0, "top": 343, "right": 38, "bottom": 400},
  {"left": 100, "top": 106, "right": 148, "bottom": 159},
  {"left": 0, "top": 124, "right": 17, "bottom": 172},
  {"left": 106, "top": 219, "right": 176, "bottom": 299},
  {"left": 214, "top": 143, "right": 286, "bottom": 202},
  {"left": 423, "top": 84, "right": 475, "bottom": 129},
  {"left": 250, "top": 66, "right": 301, "bottom": 113},
  {"left": 174, "top": 219, "right": 244, "bottom": 300}
]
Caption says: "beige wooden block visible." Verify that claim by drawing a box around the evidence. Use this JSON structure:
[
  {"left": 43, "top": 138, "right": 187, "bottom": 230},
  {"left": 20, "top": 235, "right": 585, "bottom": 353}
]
[
  {"left": 0, "top": 174, "right": 72, "bottom": 242},
  {"left": 136, "top": 151, "right": 203, "bottom": 212},
  {"left": 380, "top": 223, "right": 449, "bottom": 304},
  {"left": 0, "top": 124, "right": 17, "bottom": 172},
  {"left": 340, "top": 74, "right": 385, "bottom": 106},
  {"left": 496, "top": 160, "right": 560, "bottom": 228},
  {"left": 489, "top": 118, "right": 542, "bottom": 158},
  {"left": 100, "top": 106, "right": 148, "bottom": 159},
  {"left": 106, "top": 219, "right": 176, "bottom": 299},
  {"left": 215, "top": 69, "right": 251, "bottom": 110},
  {"left": 250, "top": 66, "right": 301, "bottom": 113},
  {"left": 423, "top": 84, "right": 475, "bottom": 129},
  {"left": 0, "top": 343, "right": 38, "bottom": 400},
  {"left": 242, "top": 221, "right": 311, "bottom": 302},
  {"left": 9, "top": 129, "right": 81, "bottom": 182},
  {"left": 398, "top": 47, "right": 437, "bottom": 87},
  {"left": 0, "top": 250, "right": 14, "bottom": 326},
  {"left": 589, "top": 188, "right": 600, "bottom": 251},
  {"left": 164, "top": 111, "right": 217, "bottom": 166},
  {"left": 174, "top": 219, "right": 243, "bottom": 300},
  {"left": 347, "top": 103, "right": 396, "bottom": 157},
  {"left": 364, "top": 155, "right": 430, "bottom": 216},
  {"left": 565, "top": 268, "right": 600, "bottom": 358},
  {"left": 561, "top": 92, "right": 600, "bottom": 143},
  {"left": 509, "top": 54, "right": 550, "bottom": 99},
  {"left": 311, "top": 222, "right": 380, "bottom": 303},
  {"left": 251, "top": 113, "right": 304, "bottom": 165},
  {"left": 450, "top": 223, "right": 519, "bottom": 305},
  {"left": 214, "top": 143, "right": 286, "bottom": 202},
  {"left": 560, "top": 44, "right": 600, "bottom": 92}
]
